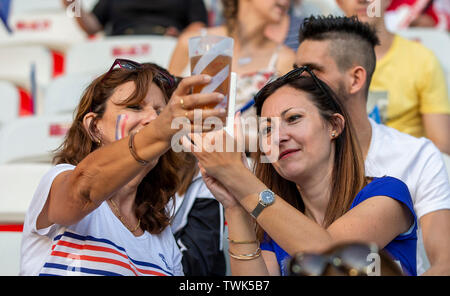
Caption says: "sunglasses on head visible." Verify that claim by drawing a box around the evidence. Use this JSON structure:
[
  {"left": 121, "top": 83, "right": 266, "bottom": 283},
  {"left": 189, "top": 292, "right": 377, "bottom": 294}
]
[
  {"left": 253, "top": 65, "right": 341, "bottom": 115},
  {"left": 288, "top": 242, "right": 403, "bottom": 276},
  {"left": 101, "top": 58, "right": 176, "bottom": 88},
  {"left": 281, "top": 65, "right": 335, "bottom": 102},
  {"left": 91, "top": 59, "right": 177, "bottom": 113},
  {"left": 101, "top": 58, "right": 143, "bottom": 82}
]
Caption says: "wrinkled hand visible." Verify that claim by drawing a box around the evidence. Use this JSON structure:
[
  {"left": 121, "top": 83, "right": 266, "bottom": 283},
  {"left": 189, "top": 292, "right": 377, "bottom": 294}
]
[
  {"left": 183, "top": 113, "right": 250, "bottom": 209},
  {"left": 183, "top": 112, "right": 249, "bottom": 179},
  {"left": 152, "top": 75, "right": 227, "bottom": 144}
]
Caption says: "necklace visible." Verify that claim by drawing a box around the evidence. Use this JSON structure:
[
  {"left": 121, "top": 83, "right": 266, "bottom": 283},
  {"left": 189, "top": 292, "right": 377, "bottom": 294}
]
[
  {"left": 108, "top": 199, "right": 141, "bottom": 233},
  {"left": 238, "top": 56, "right": 252, "bottom": 66}
]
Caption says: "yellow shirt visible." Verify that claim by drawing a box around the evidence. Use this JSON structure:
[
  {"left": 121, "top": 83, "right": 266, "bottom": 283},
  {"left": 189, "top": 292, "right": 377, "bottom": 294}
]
[{"left": 368, "top": 34, "right": 450, "bottom": 138}]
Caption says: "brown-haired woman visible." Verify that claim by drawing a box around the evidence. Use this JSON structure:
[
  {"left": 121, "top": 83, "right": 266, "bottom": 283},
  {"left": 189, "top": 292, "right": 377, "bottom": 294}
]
[
  {"left": 186, "top": 67, "right": 418, "bottom": 276},
  {"left": 20, "top": 60, "right": 226, "bottom": 276}
]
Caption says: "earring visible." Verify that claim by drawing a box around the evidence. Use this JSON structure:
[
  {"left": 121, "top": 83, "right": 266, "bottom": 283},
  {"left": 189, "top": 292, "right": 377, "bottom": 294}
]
[{"left": 331, "top": 132, "right": 336, "bottom": 138}]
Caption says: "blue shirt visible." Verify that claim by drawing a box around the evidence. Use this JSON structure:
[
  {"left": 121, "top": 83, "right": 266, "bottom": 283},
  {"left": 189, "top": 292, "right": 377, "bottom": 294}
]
[{"left": 260, "top": 176, "right": 417, "bottom": 276}]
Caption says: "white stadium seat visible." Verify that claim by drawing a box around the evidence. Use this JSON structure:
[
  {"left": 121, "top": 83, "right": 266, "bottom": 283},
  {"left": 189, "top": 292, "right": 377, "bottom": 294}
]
[
  {"left": 0, "top": 12, "right": 88, "bottom": 52},
  {"left": 44, "top": 73, "right": 95, "bottom": 115},
  {"left": 66, "top": 35, "right": 178, "bottom": 74},
  {"left": 0, "top": 114, "right": 73, "bottom": 164},
  {"left": 0, "top": 45, "right": 53, "bottom": 114},
  {"left": 0, "top": 163, "right": 52, "bottom": 275},
  {"left": 0, "top": 81, "right": 19, "bottom": 125}
]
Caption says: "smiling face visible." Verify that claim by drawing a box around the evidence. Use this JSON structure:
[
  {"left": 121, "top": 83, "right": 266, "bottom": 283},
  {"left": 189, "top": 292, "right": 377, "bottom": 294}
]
[
  {"left": 92, "top": 81, "right": 166, "bottom": 145},
  {"left": 260, "top": 85, "right": 337, "bottom": 183}
]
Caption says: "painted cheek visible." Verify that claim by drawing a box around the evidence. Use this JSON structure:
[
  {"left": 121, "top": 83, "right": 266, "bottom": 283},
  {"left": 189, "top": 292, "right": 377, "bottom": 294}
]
[{"left": 115, "top": 114, "right": 128, "bottom": 141}]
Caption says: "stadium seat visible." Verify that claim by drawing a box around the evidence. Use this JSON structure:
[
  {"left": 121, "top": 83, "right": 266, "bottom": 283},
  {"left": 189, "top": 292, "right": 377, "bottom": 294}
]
[
  {"left": 0, "top": 45, "right": 53, "bottom": 114},
  {"left": 0, "top": 114, "right": 73, "bottom": 164},
  {"left": 65, "top": 35, "right": 178, "bottom": 74},
  {"left": 44, "top": 72, "right": 95, "bottom": 115},
  {"left": 0, "top": 11, "right": 87, "bottom": 52},
  {"left": 0, "top": 163, "right": 51, "bottom": 223},
  {"left": 0, "top": 231, "right": 22, "bottom": 275},
  {"left": 0, "top": 162, "right": 52, "bottom": 275},
  {"left": 0, "top": 81, "right": 19, "bottom": 125}
]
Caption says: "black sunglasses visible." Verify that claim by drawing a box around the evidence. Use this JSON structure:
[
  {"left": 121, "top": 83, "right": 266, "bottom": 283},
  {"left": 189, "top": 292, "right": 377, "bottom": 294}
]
[
  {"left": 101, "top": 58, "right": 176, "bottom": 89},
  {"left": 288, "top": 242, "right": 403, "bottom": 276},
  {"left": 101, "top": 58, "right": 143, "bottom": 82},
  {"left": 253, "top": 65, "right": 341, "bottom": 115},
  {"left": 91, "top": 59, "right": 177, "bottom": 113},
  {"left": 280, "top": 65, "right": 335, "bottom": 102}
]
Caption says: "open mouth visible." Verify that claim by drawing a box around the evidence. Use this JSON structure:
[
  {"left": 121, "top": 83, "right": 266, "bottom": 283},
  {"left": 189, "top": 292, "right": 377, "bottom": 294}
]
[{"left": 278, "top": 149, "right": 300, "bottom": 160}]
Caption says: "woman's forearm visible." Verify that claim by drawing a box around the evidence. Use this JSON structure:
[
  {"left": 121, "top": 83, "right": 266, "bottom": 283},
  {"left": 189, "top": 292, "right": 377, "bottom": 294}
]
[
  {"left": 219, "top": 167, "right": 333, "bottom": 255},
  {"left": 69, "top": 123, "right": 171, "bottom": 206},
  {"left": 225, "top": 207, "right": 270, "bottom": 276}
]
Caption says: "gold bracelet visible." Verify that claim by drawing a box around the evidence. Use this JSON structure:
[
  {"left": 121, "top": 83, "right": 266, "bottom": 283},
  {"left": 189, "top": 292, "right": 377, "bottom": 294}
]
[
  {"left": 228, "top": 247, "right": 261, "bottom": 261},
  {"left": 228, "top": 237, "right": 259, "bottom": 244},
  {"left": 128, "top": 130, "right": 149, "bottom": 166}
]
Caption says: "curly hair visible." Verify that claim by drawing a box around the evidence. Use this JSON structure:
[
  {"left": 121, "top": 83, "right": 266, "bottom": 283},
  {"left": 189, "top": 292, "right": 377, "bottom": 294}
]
[{"left": 53, "top": 63, "right": 187, "bottom": 234}]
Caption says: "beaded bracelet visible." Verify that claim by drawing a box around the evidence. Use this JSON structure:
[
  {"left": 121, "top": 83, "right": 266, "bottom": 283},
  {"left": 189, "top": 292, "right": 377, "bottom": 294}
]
[{"left": 228, "top": 247, "right": 262, "bottom": 261}]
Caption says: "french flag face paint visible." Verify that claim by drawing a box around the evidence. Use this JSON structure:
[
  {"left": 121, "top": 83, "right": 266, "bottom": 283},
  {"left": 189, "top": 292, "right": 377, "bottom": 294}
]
[{"left": 115, "top": 114, "right": 128, "bottom": 141}]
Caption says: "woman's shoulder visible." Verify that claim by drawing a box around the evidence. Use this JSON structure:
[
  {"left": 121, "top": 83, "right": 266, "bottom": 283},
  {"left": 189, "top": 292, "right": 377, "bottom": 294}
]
[
  {"left": 366, "top": 176, "right": 409, "bottom": 192},
  {"left": 353, "top": 176, "right": 413, "bottom": 210}
]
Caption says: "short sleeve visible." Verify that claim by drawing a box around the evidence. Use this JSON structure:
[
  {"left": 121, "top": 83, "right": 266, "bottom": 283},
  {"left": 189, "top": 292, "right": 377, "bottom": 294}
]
[
  {"left": 418, "top": 49, "right": 450, "bottom": 115},
  {"left": 351, "top": 177, "right": 417, "bottom": 238},
  {"left": 25, "top": 164, "right": 75, "bottom": 236},
  {"left": 413, "top": 143, "right": 450, "bottom": 218}
]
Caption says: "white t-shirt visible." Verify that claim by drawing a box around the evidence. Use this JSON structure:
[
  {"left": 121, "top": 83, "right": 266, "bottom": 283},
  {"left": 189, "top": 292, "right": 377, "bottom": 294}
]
[
  {"left": 20, "top": 164, "right": 183, "bottom": 276},
  {"left": 365, "top": 118, "right": 450, "bottom": 275}
]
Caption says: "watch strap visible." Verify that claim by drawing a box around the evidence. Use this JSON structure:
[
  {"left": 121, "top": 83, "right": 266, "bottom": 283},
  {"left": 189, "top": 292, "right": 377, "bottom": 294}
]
[{"left": 250, "top": 203, "right": 266, "bottom": 219}]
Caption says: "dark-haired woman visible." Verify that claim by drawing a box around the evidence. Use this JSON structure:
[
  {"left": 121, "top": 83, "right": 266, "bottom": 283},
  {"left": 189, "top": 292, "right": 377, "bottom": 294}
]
[
  {"left": 187, "top": 68, "right": 418, "bottom": 276},
  {"left": 20, "top": 61, "right": 226, "bottom": 276}
]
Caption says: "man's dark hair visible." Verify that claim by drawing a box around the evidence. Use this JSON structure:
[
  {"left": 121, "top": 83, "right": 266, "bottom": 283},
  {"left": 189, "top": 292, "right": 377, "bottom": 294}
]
[{"left": 298, "top": 15, "right": 380, "bottom": 94}]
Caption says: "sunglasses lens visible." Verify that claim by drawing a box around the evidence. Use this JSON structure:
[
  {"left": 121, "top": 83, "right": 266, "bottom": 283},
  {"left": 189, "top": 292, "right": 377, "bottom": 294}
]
[
  {"left": 119, "top": 61, "right": 139, "bottom": 70},
  {"left": 335, "top": 244, "right": 373, "bottom": 272},
  {"left": 290, "top": 253, "right": 328, "bottom": 276}
]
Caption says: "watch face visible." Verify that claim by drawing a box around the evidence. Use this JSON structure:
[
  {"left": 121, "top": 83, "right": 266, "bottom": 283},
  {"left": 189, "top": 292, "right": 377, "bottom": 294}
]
[{"left": 260, "top": 190, "right": 275, "bottom": 205}]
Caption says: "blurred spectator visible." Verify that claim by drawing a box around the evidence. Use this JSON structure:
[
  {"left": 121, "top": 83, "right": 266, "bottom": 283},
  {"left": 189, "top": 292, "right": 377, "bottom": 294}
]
[
  {"left": 385, "top": 0, "right": 450, "bottom": 31},
  {"left": 265, "top": 1, "right": 305, "bottom": 51},
  {"left": 169, "top": 0, "right": 296, "bottom": 150},
  {"left": 337, "top": 0, "right": 450, "bottom": 154},
  {"left": 62, "top": 0, "right": 208, "bottom": 36}
]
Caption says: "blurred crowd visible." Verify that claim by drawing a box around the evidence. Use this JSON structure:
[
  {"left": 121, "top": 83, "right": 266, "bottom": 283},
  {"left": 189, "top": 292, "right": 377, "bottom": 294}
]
[{"left": 0, "top": 0, "right": 449, "bottom": 277}]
